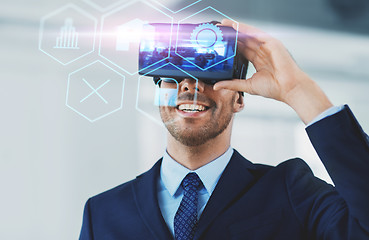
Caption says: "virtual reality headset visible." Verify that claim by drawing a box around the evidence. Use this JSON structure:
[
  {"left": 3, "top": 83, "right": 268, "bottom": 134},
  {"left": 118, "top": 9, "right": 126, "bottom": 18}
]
[{"left": 138, "top": 22, "right": 248, "bottom": 85}]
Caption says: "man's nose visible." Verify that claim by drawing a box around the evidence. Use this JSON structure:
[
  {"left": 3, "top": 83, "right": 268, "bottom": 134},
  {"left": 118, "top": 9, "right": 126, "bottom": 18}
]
[{"left": 179, "top": 78, "right": 205, "bottom": 93}]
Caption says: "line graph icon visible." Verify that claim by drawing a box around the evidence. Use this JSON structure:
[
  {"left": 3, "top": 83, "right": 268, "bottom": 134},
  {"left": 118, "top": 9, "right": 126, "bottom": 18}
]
[{"left": 54, "top": 18, "right": 80, "bottom": 49}]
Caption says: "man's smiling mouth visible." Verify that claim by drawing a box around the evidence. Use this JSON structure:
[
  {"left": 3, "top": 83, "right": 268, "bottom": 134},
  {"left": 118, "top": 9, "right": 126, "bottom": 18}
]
[{"left": 177, "top": 104, "right": 209, "bottom": 113}]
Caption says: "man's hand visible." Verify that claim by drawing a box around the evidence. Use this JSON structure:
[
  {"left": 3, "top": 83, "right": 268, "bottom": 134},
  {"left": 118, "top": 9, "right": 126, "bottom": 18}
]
[{"left": 213, "top": 19, "right": 333, "bottom": 124}]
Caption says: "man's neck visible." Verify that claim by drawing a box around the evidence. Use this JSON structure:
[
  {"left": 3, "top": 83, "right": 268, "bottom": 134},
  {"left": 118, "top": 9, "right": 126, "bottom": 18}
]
[{"left": 166, "top": 126, "right": 232, "bottom": 170}]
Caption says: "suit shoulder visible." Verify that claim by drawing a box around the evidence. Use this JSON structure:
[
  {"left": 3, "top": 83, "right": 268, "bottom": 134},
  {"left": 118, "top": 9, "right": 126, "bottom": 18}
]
[
  {"left": 276, "top": 158, "right": 311, "bottom": 172},
  {"left": 234, "top": 153, "right": 307, "bottom": 176},
  {"left": 276, "top": 158, "right": 333, "bottom": 194},
  {"left": 249, "top": 158, "right": 313, "bottom": 182},
  {"left": 275, "top": 158, "right": 315, "bottom": 181},
  {"left": 232, "top": 150, "right": 312, "bottom": 179}
]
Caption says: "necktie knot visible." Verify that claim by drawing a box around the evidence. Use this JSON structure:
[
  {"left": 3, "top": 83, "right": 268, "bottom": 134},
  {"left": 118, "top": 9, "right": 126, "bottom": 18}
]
[{"left": 182, "top": 172, "right": 202, "bottom": 191}]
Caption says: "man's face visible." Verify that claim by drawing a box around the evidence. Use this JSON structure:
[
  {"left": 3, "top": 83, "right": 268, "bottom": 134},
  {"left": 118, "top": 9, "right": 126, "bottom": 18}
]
[{"left": 159, "top": 78, "right": 243, "bottom": 146}]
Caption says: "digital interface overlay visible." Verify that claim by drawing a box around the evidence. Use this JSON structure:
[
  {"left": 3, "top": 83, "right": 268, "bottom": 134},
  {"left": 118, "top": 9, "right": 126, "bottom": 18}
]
[
  {"left": 39, "top": 1, "right": 239, "bottom": 123},
  {"left": 139, "top": 23, "right": 237, "bottom": 80}
]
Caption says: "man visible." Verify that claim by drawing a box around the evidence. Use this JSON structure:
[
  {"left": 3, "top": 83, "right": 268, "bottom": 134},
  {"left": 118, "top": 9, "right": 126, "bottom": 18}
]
[{"left": 79, "top": 20, "right": 369, "bottom": 239}]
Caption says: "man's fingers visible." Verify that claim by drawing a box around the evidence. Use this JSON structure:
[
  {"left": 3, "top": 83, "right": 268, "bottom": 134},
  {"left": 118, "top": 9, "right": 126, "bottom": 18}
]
[
  {"left": 220, "top": 19, "right": 270, "bottom": 62},
  {"left": 237, "top": 41, "right": 272, "bottom": 71},
  {"left": 238, "top": 24, "right": 270, "bottom": 43},
  {"left": 213, "top": 79, "right": 254, "bottom": 95},
  {"left": 221, "top": 19, "right": 261, "bottom": 36},
  {"left": 221, "top": 19, "right": 269, "bottom": 41},
  {"left": 237, "top": 40, "right": 261, "bottom": 64},
  {"left": 221, "top": 18, "right": 236, "bottom": 27}
]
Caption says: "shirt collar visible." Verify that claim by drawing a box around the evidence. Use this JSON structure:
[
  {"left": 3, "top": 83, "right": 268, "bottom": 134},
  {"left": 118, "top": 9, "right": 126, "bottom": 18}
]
[{"left": 160, "top": 147, "right": 234, "bottom": 197}]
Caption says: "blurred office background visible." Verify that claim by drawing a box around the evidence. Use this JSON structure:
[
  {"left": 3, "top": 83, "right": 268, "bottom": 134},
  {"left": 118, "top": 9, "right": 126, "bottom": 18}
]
[{"left": 1, "top": 0, "right": 368, "bottom": 239}]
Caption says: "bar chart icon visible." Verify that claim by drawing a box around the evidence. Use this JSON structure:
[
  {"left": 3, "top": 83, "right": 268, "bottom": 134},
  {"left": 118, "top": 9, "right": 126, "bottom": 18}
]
[
  {"left": 54, "top": 18, "right": 80, "bottom": 49},
  {"left": 39, "top": 4, "right": 97, "bottom": 65}
]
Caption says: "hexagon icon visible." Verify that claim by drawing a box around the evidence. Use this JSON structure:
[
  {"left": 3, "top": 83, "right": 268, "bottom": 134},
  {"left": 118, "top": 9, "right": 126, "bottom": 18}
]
[
  {"left": 175, "top": 6, "right": 239, "bottom": 70},
  {"left": 99, "top": 0, "right": 173, "bottom": 75},
  {"left": 151, "top": 0, "right": 202, "bottom": 13},
  {"left": 82, "top": 0, "right": 126, "bottom": 12},
  {"left": 136, "top": 62, "right": 198, "bottom": 125},
  {"left": 66, "top": 60, "right": 125, "bottom": 122},
  {"left": 39, "top": 4, "right": 97, "bottom": 65}
]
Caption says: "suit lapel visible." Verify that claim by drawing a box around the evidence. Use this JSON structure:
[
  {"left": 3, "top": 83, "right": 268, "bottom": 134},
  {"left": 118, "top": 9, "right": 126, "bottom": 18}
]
[
  {"left": 132, "top": 159, "right": 173, "bottom": 240},
  {"left": 194, "top": 150, "right": 256, "bottom": 240}
]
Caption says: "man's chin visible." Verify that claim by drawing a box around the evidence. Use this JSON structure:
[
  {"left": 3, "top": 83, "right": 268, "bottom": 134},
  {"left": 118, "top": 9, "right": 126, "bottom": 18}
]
[
  {"left": 167, "top": 124, "right": 222, "bottom": 147},
  {"left": 172, "top": 133, "right": 209, "bottom": 147}
]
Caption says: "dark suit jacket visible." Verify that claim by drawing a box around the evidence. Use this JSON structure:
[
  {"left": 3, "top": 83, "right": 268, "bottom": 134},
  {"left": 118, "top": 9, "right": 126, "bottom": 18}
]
[{"left": 79, "top": 105, "right": 369, "bottom": 239}]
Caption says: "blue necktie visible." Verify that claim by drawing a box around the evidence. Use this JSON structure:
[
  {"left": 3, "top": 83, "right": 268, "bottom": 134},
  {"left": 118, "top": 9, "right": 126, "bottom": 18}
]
[{"left": 174, "top": 172, "right": 203, "bottom": 240}]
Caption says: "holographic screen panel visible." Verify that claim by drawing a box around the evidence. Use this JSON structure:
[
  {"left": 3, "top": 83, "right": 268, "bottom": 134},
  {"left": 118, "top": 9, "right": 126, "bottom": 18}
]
[
  {"left": 137, "top": 63, "right": 199, "bottom": 125},
  {"left": 99, "top": 0, "right": 173, "bottom": 75},
  {"left": 39, "top": 4, "right": 97, "bottom": 65},
  {"left": 176, "top": 7, "right": 239, "bottom": 71},
  {"left": 66, "top": 61, "right": 125, "bottom": 122},
  {"left": 139, "top": 23, "right": 237, "bottom": 79}
]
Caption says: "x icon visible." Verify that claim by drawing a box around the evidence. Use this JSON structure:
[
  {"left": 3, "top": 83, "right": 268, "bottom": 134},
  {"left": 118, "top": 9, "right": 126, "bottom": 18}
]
[{"left": 80, "top": 78, "right": 110, "bottom": 104}]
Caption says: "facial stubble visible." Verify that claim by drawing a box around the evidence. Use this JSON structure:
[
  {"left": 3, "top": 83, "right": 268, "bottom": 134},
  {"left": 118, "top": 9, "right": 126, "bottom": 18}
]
[{"left": 160, "top": 94, "right": 236, "bottom": 147}]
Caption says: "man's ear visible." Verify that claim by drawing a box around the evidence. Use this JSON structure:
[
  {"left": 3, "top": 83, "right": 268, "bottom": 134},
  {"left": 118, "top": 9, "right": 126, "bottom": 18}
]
[{"left": 233, "top": 92, "right": 245, "bottom": 113}]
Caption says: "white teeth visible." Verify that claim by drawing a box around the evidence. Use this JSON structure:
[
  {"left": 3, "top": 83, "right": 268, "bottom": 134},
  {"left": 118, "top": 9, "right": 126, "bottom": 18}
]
[{"left": 178, "top": 104, "right": 206, "bottom": 112}]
